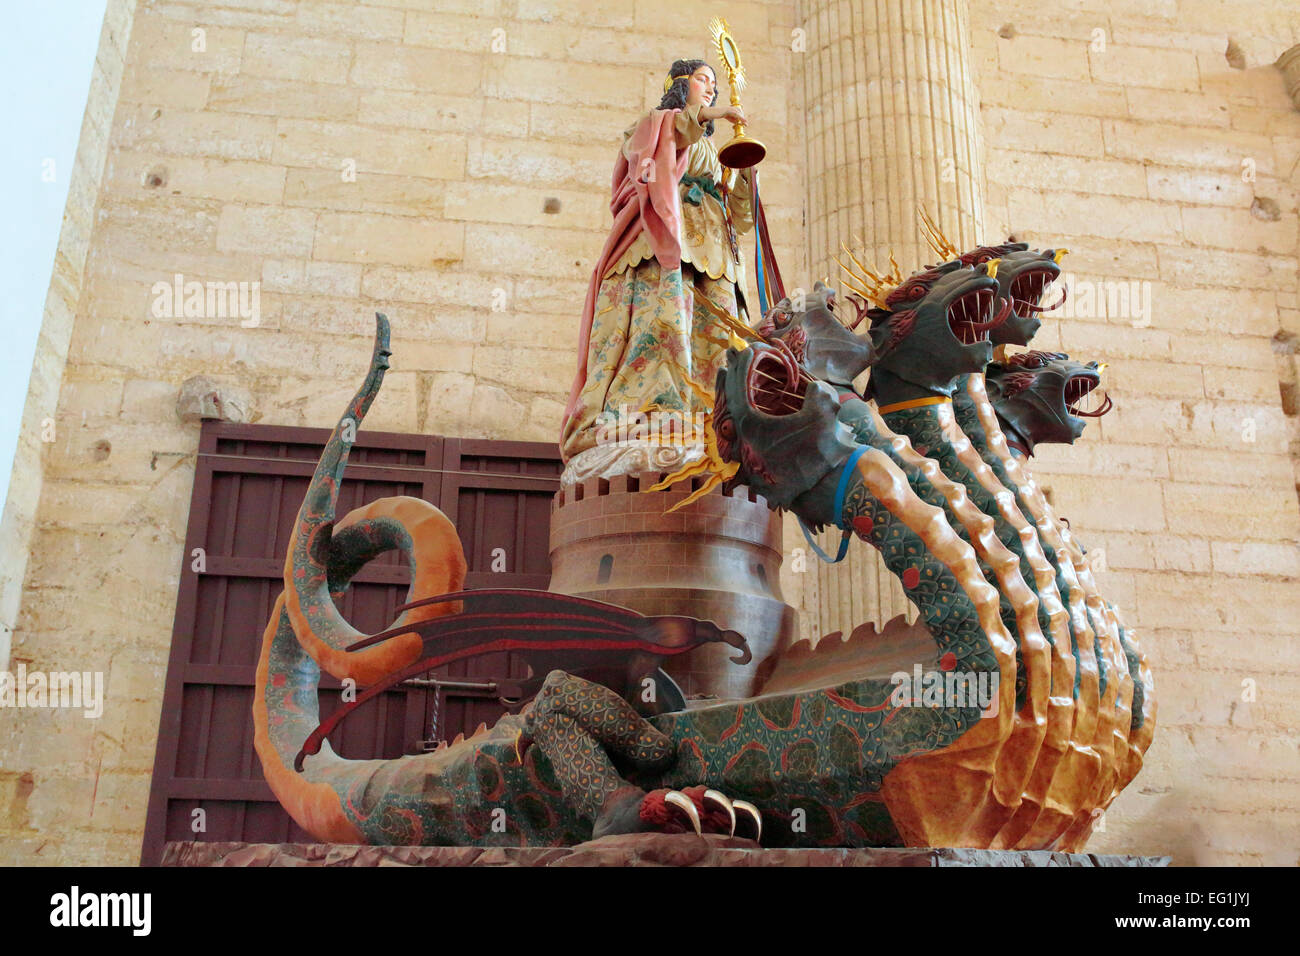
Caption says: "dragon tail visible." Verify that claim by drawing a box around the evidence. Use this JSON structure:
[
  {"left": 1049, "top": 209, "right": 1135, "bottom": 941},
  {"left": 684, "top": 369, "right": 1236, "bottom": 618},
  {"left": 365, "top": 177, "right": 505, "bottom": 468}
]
[
  {"left": 280, "top": 314, "right": 467, "bottom": 687},
  {"left": 253, "top": 594, "right": 364, "bottom": 842},
  {"left": 254, "top": 315, "right": 468, "bottom": 842}
]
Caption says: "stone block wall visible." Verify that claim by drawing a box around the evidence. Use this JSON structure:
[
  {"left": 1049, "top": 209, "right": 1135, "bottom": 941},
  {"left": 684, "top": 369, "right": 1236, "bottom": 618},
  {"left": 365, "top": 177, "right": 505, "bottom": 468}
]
[
  {"left": 969, "top": 0, "right": 1300, "bottom": 864},
  {"left": 0, "top": 0, "right": 137, "bottom": 674}
]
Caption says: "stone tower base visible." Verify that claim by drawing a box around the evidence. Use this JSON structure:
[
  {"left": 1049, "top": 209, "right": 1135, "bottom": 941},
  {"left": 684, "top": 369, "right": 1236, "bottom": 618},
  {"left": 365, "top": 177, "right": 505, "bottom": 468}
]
[{"left": 547, "top": 472, "right": 796, "bottom": 701}]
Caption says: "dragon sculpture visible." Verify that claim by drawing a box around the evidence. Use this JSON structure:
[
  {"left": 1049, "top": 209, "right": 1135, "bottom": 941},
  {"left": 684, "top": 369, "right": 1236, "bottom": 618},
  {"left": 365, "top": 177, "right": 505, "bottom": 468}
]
[{"left": 254, "top": 239, "right": 1154, "bottom": 851}]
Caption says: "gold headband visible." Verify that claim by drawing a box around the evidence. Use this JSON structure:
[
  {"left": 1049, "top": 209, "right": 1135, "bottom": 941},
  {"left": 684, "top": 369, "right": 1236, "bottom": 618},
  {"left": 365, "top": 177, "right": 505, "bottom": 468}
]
[{"left": 664, "top": 73, "right": 693, "bottom": 92}]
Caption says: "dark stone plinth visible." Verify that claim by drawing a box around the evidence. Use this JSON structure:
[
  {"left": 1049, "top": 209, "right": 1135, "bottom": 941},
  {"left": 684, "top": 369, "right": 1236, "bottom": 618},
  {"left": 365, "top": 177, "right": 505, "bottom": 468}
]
[
  {"left": 162, "top": 834, "right": 1170, "bottom": 867},
  {"left": 549, "top": 473, "right": 797, "bottom": 699}
]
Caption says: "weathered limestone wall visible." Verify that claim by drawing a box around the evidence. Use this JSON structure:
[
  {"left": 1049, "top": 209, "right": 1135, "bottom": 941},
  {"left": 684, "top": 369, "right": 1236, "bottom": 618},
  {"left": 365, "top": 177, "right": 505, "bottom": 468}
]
[
  {"left": 0, "top": 0, "right": 137, "bottom": 674},
  {"left": 0, "top": 0, "right": 804, "bottom": 865},
  {"left": 2, "top": 0, "right": 1297, "bottom": 867},
  {"left": 968, "top": 0, "right": 1300, "bottom": 864}
]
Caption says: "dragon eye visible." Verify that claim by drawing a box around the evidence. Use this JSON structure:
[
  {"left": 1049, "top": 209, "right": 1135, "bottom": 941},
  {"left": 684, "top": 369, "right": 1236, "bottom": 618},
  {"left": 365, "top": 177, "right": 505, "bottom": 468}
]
[{"left": 718, "top": 418, "right": 736, "bottom": 441}]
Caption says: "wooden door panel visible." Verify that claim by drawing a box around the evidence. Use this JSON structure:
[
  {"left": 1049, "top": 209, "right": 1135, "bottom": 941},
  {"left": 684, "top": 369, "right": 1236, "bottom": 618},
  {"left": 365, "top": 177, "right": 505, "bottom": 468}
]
[{"left": 141, "top": 423, "right": 560, "bottom": 863}]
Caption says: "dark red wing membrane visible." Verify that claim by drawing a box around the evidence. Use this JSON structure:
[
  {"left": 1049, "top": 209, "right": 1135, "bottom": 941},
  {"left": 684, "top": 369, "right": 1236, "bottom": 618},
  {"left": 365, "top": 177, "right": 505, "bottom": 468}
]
[{"left": 294, "top": 589, "right": 750, "bottom": 771}]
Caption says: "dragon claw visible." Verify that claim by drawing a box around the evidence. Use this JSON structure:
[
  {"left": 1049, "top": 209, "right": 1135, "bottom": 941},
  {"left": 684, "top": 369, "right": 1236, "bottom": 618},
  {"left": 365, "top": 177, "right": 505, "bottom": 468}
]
[
  {"left": 663, "top": 790, "right": 702, "bottom": 835},
  {"left": 732, "top": 800, "right": 762, "bottom": 842},
  {"left": 703, "top": 789, "right": 736, "bottom": 836},
  {"left": 636, "top": 788, "right": 760, "bottom": 841}
]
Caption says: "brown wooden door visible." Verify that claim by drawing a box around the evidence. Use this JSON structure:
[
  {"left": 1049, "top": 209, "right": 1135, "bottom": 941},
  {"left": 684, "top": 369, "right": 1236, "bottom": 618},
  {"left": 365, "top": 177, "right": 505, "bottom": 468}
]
[{"left": 140, "top": 422, "right": 560, "bottom": 864}]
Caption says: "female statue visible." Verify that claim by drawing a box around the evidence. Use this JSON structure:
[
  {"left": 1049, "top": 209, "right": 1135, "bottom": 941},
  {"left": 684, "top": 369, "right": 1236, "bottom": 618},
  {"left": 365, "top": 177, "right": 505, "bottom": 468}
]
[{"left": 559, "top": 58, "right": 756, "bottom": 481}]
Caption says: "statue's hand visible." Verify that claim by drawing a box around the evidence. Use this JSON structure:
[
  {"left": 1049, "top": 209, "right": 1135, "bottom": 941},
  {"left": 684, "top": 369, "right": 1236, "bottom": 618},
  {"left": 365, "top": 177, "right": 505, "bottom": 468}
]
[{"left": 702, "top": 104, "right": 747, "bottom": 125}]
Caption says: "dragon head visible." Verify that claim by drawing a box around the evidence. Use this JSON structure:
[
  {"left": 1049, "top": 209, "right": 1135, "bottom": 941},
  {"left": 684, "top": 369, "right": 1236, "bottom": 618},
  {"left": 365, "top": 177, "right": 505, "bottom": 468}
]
[
  {"left": 947, "top": 242, "right": 1067, "bottom": 347},
  {"left": 711, "top": 342, "right": 855, "bottom": 518},
  {"left": 914, "top": 210, "right": 1068, "bottom": 348},
  {"left": 758, "top": 281, "right": 878, "bottom": 388},
  {"left": 984, "top": 350, "right": 1112, "bottom": 455},
  {"left": 863, "top": 260, "right": 1008, "bottom": 401}
]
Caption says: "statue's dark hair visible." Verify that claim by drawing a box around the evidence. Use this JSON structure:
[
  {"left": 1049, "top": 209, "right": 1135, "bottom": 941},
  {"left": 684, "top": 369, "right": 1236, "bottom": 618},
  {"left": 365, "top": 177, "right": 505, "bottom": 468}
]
[{"left": 658, "top": 59, "right": 717, "bottom": 136}]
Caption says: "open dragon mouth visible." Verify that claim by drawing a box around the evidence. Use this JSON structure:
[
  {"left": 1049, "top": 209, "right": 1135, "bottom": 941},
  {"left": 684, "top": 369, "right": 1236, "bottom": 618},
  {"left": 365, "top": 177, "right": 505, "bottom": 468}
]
[
  {"left": 1065, "top": 373, "right": 1112, "bottom": 417},
  {"left": 747, "top": 344, "right": 805, "bottom": 416},
  {"left": 947, "top": 288, "right": 1010, "bottom": 345},
  {"left": 1010, "top": 267, "right": 1067, "bottom": 314}
]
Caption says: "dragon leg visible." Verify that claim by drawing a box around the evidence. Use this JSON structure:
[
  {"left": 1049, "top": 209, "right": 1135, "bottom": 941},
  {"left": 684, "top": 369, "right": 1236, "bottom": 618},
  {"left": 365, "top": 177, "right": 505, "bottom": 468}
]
[
  {"left": 520, "top": 670, "right": 745, "bottom": 838},
  {"left": 521, "top": 669, "right": 676, "bottom": 816}
]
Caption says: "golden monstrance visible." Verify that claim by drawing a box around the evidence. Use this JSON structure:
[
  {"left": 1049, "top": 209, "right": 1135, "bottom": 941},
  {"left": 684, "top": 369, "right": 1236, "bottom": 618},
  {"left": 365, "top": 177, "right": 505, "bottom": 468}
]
[{"left": 709, "top": 17, "right": 765, "bottom": 169}]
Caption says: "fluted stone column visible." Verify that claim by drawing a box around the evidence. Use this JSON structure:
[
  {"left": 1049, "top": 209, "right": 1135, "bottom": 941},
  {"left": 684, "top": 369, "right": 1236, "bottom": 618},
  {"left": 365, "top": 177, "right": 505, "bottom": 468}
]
[{"left": 797, "top": 0, "right": 987, "bottom": 643}]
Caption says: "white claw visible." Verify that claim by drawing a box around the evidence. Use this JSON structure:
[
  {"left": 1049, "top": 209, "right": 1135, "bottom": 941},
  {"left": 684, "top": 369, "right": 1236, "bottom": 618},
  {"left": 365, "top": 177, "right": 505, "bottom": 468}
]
[
  {"left": 664, "top": 791, "right": 702, "bottom": 835},
  {"left": 732, "top": 800, "right": 762, "bottom": 842},
  {"left": 703, "top": 789, "right": 736, "bottom": 836}
]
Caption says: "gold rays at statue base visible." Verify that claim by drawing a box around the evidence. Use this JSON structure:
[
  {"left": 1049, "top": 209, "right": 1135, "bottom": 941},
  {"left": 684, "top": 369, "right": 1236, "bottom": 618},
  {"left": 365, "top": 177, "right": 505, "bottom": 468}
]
[{"left": 649, "top": 373, "right": 739, "bottom": 513}]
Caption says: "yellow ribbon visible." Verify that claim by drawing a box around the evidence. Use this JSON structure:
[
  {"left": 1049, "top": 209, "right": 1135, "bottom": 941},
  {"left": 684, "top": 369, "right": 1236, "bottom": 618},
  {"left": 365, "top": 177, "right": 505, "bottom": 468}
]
[{"left": 875, "top": 395, "right": 952, "bottom": 415}]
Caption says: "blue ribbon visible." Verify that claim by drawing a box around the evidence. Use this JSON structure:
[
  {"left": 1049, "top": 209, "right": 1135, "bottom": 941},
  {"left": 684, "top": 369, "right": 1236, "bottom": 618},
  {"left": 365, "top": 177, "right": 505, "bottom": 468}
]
[{"left": 796, "top": 446, "right": 870, "bottom": 564}]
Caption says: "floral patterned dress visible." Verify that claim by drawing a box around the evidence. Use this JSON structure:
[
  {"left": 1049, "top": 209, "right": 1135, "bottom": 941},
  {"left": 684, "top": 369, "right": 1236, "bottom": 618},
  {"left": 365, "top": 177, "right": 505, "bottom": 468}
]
[{"left": 560, "top": 102, "right": 755, "bottom": 462}]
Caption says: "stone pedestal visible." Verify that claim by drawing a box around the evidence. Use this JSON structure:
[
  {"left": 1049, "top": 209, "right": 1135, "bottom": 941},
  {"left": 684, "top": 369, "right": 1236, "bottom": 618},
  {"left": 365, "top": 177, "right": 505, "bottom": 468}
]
[
  {"left": 548, "top": 472, "right": 796, "bottom": 700},
  {"left": 162, "top": 836, "right": 1171, "bottom": 867}
]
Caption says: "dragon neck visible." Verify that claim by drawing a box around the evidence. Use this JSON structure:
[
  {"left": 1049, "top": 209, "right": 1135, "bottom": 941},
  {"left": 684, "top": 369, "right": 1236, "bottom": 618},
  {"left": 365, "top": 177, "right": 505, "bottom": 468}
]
[
  {"left": 876, "top": 395, "right": 952, "bottom": 433},
  {"left": 951, "top": 374, "right": 1034, "bottom": 460},
  {"left": 788, "top": 449, "right": 859, "bottom": 531},
  {"left": 998, "top": 419, "right": 1033, "bottom": 458},
  {"left": 869, "top": 365, "right": 960, "bottom": 410}
]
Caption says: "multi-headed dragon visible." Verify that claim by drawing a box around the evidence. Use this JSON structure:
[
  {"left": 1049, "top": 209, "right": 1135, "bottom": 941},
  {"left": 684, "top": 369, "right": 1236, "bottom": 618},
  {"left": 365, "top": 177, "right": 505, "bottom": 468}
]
[{"left": 254, "top": 239, "right": 1154, "bottom": 851}]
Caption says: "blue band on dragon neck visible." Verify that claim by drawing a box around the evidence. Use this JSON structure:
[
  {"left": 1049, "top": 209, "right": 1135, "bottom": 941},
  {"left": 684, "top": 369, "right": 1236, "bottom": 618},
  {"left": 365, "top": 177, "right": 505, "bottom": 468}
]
[
  {"left": 833, "top": 445, "right": 870, "bottom": 528},
  {"left": 797, "top": 445, "right": 871, "bottom": 564}
]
